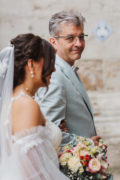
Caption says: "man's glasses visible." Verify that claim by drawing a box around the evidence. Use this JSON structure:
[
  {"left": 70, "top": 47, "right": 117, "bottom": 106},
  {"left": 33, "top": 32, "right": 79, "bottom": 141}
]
[{"left": 54, "top": 34, "right": 88, "bottom": 43}]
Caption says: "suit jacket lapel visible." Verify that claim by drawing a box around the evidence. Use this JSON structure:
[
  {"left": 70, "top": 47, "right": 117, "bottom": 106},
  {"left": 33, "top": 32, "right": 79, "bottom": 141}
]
[
  {"left": 55, "top": 55, "right": 94, "bottom": 118},
  {"left": 56, "top": 55, "right": 81, "bottom": 94},
  {"left": 77, "top": 77, "right": 94, "bottom": 118}
]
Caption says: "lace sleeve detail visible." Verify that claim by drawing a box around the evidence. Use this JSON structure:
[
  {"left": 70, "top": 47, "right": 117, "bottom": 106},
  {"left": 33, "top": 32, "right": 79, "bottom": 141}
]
[
  {"left": 11, "top": 126, "right": 69, "bottom": 180},
  {"left": 17, "top": 137, "right": 43, "bottom": 154}
]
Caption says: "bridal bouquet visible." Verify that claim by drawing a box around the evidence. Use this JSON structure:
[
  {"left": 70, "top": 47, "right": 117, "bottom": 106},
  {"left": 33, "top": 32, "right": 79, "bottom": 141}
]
[{"left": 59, "top": 136, "right": 112, "bottom": 180}]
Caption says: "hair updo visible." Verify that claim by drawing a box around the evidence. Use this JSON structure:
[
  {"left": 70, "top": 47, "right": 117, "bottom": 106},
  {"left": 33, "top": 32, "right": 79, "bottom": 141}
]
[{"left": 11, "top": 33, "right": 55, "bottom": 88}]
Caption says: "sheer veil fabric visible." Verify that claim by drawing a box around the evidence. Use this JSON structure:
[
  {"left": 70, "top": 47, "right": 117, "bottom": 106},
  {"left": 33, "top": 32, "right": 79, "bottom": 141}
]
[
  {"left": 0, "top": 47, "right": 69, "bottom": 180},
  {"left": 0, "top": 46, "right": 14, "bottom": 161}
]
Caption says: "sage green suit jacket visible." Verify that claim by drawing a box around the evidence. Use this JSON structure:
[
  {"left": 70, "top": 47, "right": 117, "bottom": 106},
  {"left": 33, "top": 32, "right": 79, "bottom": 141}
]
[{"left": 36, "top": 55, "right": 96, "bottom": 138}]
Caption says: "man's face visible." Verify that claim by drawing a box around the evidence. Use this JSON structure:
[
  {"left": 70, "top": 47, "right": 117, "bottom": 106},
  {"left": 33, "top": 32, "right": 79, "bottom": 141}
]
[{"left": 50, "top": 23, "right": 85, "bottom": 66}]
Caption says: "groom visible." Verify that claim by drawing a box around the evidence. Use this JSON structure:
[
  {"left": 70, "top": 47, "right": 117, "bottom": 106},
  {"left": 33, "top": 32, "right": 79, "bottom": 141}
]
[{"left": 36, "top": 11, "right": 99, "bottom": 143}]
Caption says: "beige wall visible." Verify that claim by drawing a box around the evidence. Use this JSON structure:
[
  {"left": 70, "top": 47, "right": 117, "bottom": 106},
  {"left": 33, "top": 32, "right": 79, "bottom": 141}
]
[
  {"left": 0, "top": 0, "right": 120, "bottom": 91},
  {"left": 0, "top": 0, "right": 120, "bottom": 60}
]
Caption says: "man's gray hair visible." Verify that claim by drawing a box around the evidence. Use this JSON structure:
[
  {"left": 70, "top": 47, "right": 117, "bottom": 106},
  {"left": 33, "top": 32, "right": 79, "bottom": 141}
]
[{"left": 49, "top": 11, "right": 85, "bottom": 36}]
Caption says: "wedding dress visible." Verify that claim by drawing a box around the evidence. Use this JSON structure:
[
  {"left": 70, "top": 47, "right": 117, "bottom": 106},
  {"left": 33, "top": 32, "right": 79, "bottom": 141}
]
[
  {"left": 0, "top": 47, "right": 69, "bottom": 180},
  {"left": 0, "top": 92, "right": 69, "bottom": 180}
]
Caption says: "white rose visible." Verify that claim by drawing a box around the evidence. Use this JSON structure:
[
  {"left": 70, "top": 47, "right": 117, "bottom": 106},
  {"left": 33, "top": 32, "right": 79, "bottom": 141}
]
[
  {"left": 68, "top": 156, "right": 82, "bottom": 173},
  {"left": 59, "top": 153, "right": 72, "bottom": 166}
]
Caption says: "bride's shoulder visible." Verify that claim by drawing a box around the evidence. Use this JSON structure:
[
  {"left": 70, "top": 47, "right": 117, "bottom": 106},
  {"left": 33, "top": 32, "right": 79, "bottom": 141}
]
[
  {"left": 12, "top": 95, "right": 39, "bottom": 113},
  {"left": 12, "top": 94, "right": 45, "bottom": 134}
]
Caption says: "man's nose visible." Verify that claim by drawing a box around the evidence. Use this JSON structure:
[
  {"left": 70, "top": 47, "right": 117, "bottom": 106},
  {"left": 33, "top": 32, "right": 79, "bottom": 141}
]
[{"left": 74, "top": 37, "right": 82, "bottom": 46}]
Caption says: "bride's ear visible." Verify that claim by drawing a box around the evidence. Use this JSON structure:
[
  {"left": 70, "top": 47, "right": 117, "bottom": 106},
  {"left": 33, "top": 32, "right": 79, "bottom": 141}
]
[
  {"left": 27, "top": 59, "right": 34, "bottom": 72},
  {"left": 26, "top": 59, "right": 35, "bottom": 78}
]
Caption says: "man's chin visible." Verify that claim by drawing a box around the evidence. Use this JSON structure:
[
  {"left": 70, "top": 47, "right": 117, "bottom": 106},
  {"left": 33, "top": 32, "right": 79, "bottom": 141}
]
[{"left": 72, "top": 54, "right": 81, "bottom": 61}]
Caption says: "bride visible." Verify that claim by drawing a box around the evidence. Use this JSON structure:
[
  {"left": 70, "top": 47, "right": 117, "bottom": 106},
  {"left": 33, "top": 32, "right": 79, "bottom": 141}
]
[{"left": 0, "top": 33, "right": 69, "bottom": 180}]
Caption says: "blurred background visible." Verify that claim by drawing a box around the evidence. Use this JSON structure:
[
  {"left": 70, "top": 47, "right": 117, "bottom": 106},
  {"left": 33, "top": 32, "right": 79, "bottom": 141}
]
[{"left": 0, "top": 0, "right": 120, "bottom": 179}]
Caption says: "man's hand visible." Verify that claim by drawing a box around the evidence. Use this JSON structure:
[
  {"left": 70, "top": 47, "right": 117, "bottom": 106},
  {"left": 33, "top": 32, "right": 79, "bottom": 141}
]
[
  {"left": 91, "top": 136, "right": 102, "bottom": 146},
  {"left": 59, "top": 120, "right": 68, "bottom": 133}
]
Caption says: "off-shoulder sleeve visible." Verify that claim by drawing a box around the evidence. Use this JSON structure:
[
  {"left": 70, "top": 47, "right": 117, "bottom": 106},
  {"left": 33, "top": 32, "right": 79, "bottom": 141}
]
[{"left": 11, "top": 126, "right": 69, "bottom": 180}]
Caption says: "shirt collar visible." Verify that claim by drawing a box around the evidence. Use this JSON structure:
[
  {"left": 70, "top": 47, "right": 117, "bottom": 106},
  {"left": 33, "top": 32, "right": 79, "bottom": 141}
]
[{"left": 55, "top": 55, "right": 79, "bottom": 72}]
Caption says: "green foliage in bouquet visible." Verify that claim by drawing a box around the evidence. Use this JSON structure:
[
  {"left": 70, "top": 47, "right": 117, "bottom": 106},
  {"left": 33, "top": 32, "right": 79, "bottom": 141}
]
[{"left": 59, "top": 136, "right": 112, "bottom": 180}]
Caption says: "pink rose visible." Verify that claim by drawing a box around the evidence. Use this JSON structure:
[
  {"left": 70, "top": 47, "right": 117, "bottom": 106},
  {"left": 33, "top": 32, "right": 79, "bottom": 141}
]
[{"left": 88, "top": 158, "right": 101, "bottom": 173}]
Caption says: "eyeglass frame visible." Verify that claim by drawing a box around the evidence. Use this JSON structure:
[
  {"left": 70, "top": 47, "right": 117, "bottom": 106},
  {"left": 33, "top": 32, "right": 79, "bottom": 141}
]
[{"left": 54, "top": 33, "right": 88, "bottom": 43}]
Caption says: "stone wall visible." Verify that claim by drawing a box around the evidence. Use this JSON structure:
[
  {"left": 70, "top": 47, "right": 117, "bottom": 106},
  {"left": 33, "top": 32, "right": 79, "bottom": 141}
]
[
  {"left": 0, "top": 0, "right": 120, "bottom": 91},
  {"left": 76, "top": 59, "right": 120, "bottom": 91}
]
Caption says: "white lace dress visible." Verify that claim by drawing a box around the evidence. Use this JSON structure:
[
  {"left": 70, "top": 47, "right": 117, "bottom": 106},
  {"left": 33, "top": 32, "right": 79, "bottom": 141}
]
[{"left": 0, "top": 93, "right": 69, "bottom": 180}]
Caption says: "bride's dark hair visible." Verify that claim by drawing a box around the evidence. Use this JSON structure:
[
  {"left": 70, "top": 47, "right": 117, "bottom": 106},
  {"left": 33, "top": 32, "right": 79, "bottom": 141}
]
[{"left": 11, "top": 33, "right": 55, "bottom": 88}]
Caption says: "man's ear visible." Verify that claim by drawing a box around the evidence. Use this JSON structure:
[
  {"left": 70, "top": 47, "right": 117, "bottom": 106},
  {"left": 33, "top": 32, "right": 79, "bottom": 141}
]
[{"left": 49, "top": 37, "right": 57, "bottom": 51}]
